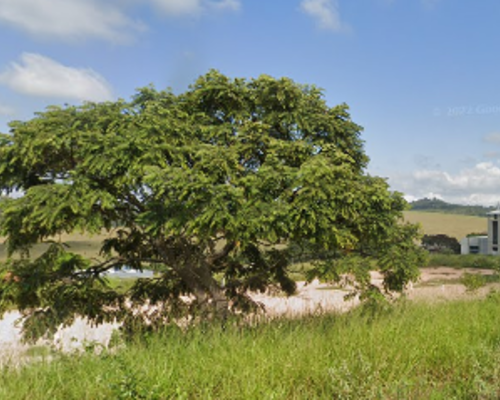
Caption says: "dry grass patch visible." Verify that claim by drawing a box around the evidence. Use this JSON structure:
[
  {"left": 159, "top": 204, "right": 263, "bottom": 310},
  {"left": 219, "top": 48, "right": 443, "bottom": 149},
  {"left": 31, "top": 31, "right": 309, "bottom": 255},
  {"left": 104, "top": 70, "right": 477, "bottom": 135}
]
[{"left": 0, "top": 231, "right": 112, "bottom": 263}]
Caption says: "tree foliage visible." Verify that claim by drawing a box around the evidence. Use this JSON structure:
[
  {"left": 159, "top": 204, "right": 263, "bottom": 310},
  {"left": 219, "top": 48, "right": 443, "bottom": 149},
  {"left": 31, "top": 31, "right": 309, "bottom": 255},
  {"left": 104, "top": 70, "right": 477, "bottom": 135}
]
[
  {"left": 421, "top": 234, "right": 461, "bottom": 254},
  {"left": 0, "top": 70, "right": 426, "bottom": 339}
]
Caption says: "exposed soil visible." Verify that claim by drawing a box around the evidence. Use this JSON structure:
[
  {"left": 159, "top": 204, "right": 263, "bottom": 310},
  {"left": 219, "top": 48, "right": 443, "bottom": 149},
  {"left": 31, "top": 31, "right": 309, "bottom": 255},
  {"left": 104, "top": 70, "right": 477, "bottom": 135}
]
[
  {"left": 1, "top": 266, "right": 498, "bottom": 366},
  {"left": 405, "top": 267, "right": 500, "bottom": 302}
]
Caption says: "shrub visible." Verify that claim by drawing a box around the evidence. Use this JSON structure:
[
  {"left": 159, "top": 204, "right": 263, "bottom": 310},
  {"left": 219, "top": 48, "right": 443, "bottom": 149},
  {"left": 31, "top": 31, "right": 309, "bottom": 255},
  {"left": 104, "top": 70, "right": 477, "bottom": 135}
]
[{"left": 421, "top": 234, "right": 460, "bottom": 254}]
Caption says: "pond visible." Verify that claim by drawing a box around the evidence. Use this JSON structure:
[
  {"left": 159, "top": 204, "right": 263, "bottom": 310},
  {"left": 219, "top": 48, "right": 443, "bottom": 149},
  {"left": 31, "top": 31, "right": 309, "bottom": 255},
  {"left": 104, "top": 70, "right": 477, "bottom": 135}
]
[{"left": 100, "top": 266, "right": 155, "bottom": 279}]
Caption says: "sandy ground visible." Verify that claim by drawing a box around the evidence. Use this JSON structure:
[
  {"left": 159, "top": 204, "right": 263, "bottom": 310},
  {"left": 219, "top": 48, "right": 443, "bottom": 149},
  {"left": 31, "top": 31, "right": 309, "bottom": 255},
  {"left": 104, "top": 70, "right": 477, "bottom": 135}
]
[
  {"left": 406, "top": 267, "right": 500, "bottom": 301},
  {"left": 1, "top": 267, "right": 497, "bottom": 366},
  {"left": 0, "top": 313, "right": 121, "bottom": 367}
]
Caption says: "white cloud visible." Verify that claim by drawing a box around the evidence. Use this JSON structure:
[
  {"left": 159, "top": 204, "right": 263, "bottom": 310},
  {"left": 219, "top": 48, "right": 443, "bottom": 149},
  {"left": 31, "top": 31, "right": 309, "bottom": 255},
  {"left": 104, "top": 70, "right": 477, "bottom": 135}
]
[
  {"left": 390, "top": 162, "right": 500, "bottom": 206},
  {"left": 300, "top": 0, "right": 348, "bottom": 32},
  {"left": 0, "top": 53, "right": 113, "bottom": 102},
  {"left": 149, "top": 0, "right": 203, "bottom": 16},
  {"left": 148, "top": 0, "right": 240, "bottom": 16},
  {"left": 414, "top": 163, "right": 500, "bottom": 192},
  {"left": 0, "top": 0, "right": 143, "bottom": 42},
  {"left": 208, "top": 0, "right": 241, "bottom": 11},
  {"left": 0, "top": 0, "right": 240, "bottom": 42}
]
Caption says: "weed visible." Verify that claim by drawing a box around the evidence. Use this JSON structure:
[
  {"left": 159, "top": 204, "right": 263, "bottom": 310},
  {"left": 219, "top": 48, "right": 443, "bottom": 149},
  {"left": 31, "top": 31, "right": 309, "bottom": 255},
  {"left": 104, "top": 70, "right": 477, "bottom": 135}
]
[{"left": 461, "top": 273, "right": 487, "bottom": 292}]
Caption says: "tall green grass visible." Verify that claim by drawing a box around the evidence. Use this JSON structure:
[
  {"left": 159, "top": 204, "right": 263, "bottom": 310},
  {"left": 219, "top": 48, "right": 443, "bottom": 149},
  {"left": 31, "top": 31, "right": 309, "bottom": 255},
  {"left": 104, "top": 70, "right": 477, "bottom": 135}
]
[
  {"left": 3, "top": 295, "right": 500, "bottom": 399},
  {"left": 427, "top": 253, "right": 500, "bottom": 269}
]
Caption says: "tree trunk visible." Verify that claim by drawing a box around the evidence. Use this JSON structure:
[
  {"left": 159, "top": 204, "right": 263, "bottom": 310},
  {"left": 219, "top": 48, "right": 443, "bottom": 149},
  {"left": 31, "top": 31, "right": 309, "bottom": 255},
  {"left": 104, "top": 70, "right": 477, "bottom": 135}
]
[
  {"left": 173, "top": 261, "right": 230, "bottom": 316},
  {"left": 157, "top": 238, "right": 230, "bottom": 316}
]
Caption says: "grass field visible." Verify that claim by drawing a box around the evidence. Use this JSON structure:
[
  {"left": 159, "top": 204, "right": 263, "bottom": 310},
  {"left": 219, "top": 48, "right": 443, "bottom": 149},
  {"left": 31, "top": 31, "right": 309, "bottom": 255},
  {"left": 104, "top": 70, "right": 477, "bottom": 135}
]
[
  {"left": 1, "top": 213, "right": 499, "bottom": 398},
  {"left": 0, "top": 211, "right": 487, "bottom": 262},
  {"left": 2, "top": 296, "right": 500, "bottom": 399},
  {"left": 0, "top": 231, "right": 109, "bottom": 262},
  {"left": 404, "top": 210, "right": 487, "bottom": 239}
]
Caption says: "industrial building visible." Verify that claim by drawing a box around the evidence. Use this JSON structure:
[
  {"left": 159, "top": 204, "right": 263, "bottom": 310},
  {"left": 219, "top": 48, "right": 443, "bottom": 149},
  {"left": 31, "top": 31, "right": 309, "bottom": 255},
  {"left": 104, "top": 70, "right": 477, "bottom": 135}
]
[{"left": 460, "top": 208, "right": 500, "bottom": 255}]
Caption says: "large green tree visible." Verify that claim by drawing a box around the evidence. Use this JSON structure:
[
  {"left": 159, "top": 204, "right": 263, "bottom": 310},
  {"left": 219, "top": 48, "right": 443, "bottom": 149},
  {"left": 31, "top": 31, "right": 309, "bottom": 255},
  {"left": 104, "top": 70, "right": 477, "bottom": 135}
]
[{"left": 0, "top": 71, "right": 425, "bottom": 338}]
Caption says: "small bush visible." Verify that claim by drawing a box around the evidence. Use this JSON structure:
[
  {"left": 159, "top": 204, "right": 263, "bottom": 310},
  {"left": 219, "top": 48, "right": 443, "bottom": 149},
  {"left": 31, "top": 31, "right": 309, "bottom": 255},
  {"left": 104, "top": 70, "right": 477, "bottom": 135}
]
[{"left": 461, "top": 273, "right": 487, "bottom": 292}]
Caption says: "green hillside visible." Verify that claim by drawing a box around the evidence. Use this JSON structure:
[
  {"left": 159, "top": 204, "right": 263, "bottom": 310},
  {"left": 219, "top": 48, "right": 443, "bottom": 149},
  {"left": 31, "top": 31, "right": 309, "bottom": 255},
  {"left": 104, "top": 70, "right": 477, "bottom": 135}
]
[{"left": 409, "top": 198, "right": 494, "bottom": 217}]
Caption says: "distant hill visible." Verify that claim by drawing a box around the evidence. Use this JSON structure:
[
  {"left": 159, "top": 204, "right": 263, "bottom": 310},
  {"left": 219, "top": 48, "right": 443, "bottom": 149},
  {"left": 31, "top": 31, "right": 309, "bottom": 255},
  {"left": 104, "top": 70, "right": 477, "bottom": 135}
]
[{"left": 409, "top": 198, "right": 495, "bottom": 217}]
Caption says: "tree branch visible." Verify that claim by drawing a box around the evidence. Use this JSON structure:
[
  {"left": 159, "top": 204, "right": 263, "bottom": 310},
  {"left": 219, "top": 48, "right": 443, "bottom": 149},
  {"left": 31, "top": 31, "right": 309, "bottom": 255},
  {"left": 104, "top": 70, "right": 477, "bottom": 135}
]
[{"left": 206, "top": 240, "right": 236, "bottom": 266}]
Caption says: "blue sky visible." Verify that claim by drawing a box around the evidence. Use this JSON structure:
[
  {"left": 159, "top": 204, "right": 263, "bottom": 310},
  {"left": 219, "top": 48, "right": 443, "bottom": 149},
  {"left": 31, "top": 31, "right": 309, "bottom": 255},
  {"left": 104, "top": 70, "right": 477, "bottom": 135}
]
[{"left": 1, "top": 0, "right": 500, "bottom": 205}]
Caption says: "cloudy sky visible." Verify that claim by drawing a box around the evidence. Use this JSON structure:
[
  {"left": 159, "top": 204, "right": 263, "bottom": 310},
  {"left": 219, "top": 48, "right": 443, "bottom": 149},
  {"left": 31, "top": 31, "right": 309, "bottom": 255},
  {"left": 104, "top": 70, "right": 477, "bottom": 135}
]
[{"left": 1, "top": 0, "right": 500, "bottom": 205}]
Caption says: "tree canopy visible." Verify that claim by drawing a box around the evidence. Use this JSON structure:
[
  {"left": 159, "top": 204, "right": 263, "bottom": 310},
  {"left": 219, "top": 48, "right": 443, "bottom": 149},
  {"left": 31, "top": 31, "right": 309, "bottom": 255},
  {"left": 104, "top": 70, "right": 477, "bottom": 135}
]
[
  {"left": 0, "top": 70, "right": 425, "bottom": 339},
  {"left": 421, "top": 234, "right": 461, "bottom": 254}
]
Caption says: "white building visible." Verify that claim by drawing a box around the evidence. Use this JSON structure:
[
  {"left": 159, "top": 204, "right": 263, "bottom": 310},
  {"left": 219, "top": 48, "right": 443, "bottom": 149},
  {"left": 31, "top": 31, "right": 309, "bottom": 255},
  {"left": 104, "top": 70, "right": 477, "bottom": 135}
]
[
  {"left": 460, "top": 208, "right": 500, "bottom": 255},
  {"left": 487, "top": 209, "right": 500, "bottom": 255},
  {"left": 460, "top": 235, "right": 488, "bottom": 255}
]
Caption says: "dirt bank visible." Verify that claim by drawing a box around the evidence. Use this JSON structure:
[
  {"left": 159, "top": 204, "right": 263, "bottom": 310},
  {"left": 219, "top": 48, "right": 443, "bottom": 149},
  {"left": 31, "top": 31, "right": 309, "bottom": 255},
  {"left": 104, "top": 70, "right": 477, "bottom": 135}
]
[{"left": 1, "top": 267, "right": 497, "bottom": 366}]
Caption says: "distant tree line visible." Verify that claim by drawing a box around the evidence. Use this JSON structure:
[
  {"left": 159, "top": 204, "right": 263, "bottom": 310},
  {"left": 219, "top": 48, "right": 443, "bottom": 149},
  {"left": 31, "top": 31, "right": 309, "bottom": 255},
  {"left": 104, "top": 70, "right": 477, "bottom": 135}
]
[
  {"left": 421, "top": 234, "right": 460, "bottom": 254},
  {"left": 409, "top": 198, "right": 495, "bottom": 217}
]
